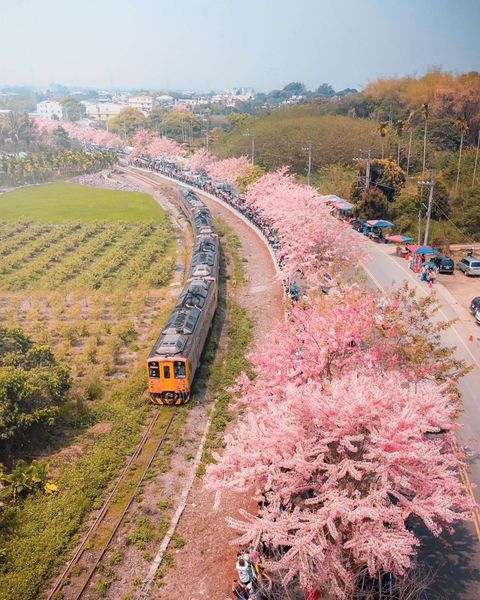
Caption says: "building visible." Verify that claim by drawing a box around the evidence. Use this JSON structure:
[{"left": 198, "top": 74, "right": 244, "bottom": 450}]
[
  {"left": 81, "top": 102, "right": 124, "bottom": 122},
  {"left": 36, "top": 100, "right": 63, "bottom": 120},
  {"left": 155, "top": 94, "right": 175, "bottom": 107},
  {"left": 127, "top": 95, "right": 153, "bottom": 113}
]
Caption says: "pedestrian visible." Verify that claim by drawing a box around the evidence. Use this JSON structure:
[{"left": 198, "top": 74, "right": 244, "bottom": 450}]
[
  {"left": 232, "top": 579, "right": 249, "bottom": 600},
  {"left": 236, "top": 556, "right": 252, "bottom": 586}
]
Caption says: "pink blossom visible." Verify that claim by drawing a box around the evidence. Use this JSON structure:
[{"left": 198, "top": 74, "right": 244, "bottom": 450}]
[
  {"left": 207, "top": 370, "right": 472, "bottom": 597},
  {"left": 206, "top": 156, "right": 252, "bottom": 187}
]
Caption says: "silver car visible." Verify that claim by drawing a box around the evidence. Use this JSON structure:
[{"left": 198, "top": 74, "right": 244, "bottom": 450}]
[{"left": 458, "top": 257, "right": 480, "bottom": 276}]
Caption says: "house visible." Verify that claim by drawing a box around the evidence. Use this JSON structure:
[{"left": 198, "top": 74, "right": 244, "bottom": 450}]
[{"left": 36, "top": 100, "right": 63, "bottom": 120}]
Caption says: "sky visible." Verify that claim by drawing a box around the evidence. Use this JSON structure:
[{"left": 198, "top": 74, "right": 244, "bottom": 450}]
[{"left": 0, "top": 0, "right": 479, "bottom": 92}]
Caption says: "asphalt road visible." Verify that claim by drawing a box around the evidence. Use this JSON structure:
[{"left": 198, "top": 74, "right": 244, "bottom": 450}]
[{"left": 362, "top": 239, "right": 480, "bottom": 599}]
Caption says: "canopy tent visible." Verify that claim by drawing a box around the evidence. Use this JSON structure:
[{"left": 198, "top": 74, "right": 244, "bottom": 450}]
[
  {"left": 333, "top": 199, "right": 354, "bottom": 210},
  {"left": 413, "top": 245, "right": 439, "bottom": 255},
  {"left": 406, "top": 244, "right": 438, "bottom": 255},
  {"left": 366, "top": 220, "right": 395, "bottom": 228},
  {"left": 385, "top": 235, "right": 412, "bottom": 243}
]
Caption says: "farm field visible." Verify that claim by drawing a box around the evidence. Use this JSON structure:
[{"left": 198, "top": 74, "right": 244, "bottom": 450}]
[
  {"left": 0, "top": 182, "right": 163, "bottom": 222},
  {"left": 0, "top": 183, "right": 181, "bottom": 599}
]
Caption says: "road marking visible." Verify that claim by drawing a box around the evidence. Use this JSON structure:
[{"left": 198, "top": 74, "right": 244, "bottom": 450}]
[{"left": 362, "top": 258, "right": 480, "bottom": 541}]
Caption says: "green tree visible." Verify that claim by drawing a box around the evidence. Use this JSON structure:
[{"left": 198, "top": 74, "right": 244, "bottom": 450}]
[
  {"left": 60, "top": 96, "right": 86, "bottom": 121},
  {"left": 145, "top": 107, "right": 165, "bottom": 134},
  {"left": 52, "top": 126, "right": 71, "bottom": 149},
  {"left": 0, "top": 112, "right": 37, "bottom": 150},
  {"left": 316, "top": 83, "right": 335, "bottom": 98},
  {"left": 107, "top": 108, "right": 146, "bottom": 138},
  {"left": 351, "top": 158, "right": 406, "bottom": 203},
  {"left": 378, "top": 121, "right": 389, "bottom": 159},
  {"left": 282, "top": 82, "right": 307, "bottom": 96},
  {"left": 0, "top": 326, "right": 71, "bottom": 461},
  {"left": 353, "top": 187, "right": 389, "bottom": 219}
]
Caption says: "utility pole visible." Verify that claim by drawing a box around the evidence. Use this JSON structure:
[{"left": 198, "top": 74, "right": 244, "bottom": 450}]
[
  {"left": 473, "top": 129, "right": 480, "bottom": 189},
  {"left": 418, "top": 171, "right": 436, "bottom": 247},
  {"left": 353, "top": 149, "right": 372, "bottom": 194},
  {"left": 304, "top": 142, "right": 312, "bottom": 186},
  {"left": 243, "top": 131, "right": 255, "bottom": 165},
  {"left": 365, "top": 149, "right": 371, "bottom": 191}
]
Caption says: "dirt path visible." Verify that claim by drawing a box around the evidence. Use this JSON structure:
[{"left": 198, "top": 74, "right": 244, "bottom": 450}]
[{"left": 124, "top": 171, "right": 284, "bottom": 599}]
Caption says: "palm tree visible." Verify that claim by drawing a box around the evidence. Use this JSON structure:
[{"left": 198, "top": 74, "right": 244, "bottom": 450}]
[
  {"left": 454, "top": 115, "right": 469, "bottom": 192},
  {"left": 378, "top": 121, "right": 389, "bottom": 159},
  {"left": 395, "top": 119, "right": 406, "bottom": 165},
  {"left": 405, "top": 110, "right": 415, "bottom": 177},
  {"left": 421, "top": 102, "right": 429, "bottom": 174},
  {"left": 1, "top": 112, "right": 36, "bottom": 151}
]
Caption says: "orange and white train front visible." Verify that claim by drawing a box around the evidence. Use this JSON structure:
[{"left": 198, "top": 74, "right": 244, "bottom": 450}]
[{"left": 147, "top": 357, "right": 191, "bottom": 405}]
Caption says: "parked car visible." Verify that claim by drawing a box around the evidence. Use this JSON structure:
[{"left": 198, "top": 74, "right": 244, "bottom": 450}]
[
  {"left": 351, "top": 219, "right": 365, "bottom": 232},
  {"left": 457, "top": 257, "right": 480, "bottom": 276},
  {"left": 475, "top": 310, "right": 480, "bottom": 326},
  {"left": 432, "top": 255, "right": 455, "bottom": 274},
  {"left": 470, "top": 297, "right": 480, "bottom": 315}
]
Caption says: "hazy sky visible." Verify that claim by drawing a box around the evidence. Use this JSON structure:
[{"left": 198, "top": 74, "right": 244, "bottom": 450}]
[{"left": 0, "top": 0, "right": 478, "bottom": 91}]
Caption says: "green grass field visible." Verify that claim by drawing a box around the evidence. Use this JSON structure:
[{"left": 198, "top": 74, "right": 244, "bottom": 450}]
[{"left": 0, "top": 183, "right": 164, "bottom": 222}]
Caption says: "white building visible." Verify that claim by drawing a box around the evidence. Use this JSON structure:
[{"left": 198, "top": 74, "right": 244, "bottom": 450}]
[
  {"left": 155, "top": 94, "right": 174, "bottom": 106},
  {"left": 127, "top": 96, "right": 153, "bottom": 113},
  {"left": 36, "top": 100, "right": 63, "bottom": 120},
  {"left": 81, "top": 102, "right": 124, "bottom": 122}
]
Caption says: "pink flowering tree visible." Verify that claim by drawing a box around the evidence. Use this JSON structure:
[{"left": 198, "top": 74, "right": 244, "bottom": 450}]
[
  {"left": 245, "top": 167, "right": 365, "bottom": 286},
  {"left": 207, "top": 156, "right": 252, "bottom": 187},
  {"left": 189, "top": 148, "right": 215, "bottom": 173},
  {"left": 130, "top": 130, "right": 185, "bottom": 161},
  {"left": 207, "top": 370, "right": 472, "bottom": 598},
  {"left": 35, "top": 118, "right": 123, "bottom": 148}
]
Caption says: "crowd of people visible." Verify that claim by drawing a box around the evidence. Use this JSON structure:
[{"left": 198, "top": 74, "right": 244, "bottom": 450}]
[
  {"left": 131, "top": 156, "right": 282, "bottom": 258},
  {"left": 230, "top": 548, "right": 274, "bottom": 600}
]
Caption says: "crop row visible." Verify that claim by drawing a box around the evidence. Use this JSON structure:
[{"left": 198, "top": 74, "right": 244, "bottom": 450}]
[
  {"left": 1, "top": 224, "right": 106, "bottom": 291},
  {"left": 0, "top": 224, "right": 81, "bottom": 275},
  {"left": 71, "top": 224, "right": 161, "bottom": 290},
  {"left": 0, "top": 222, "right": 34, "bottom": 253},
  {"left": 110, "top": 226, "right": 173, "bottom": 288},
  {"left": 0, "top": 223, "right": 54, "bottom": 259}
]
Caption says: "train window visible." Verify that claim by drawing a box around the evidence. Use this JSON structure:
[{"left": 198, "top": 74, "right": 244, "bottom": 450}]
[
  {"left": 149, "top": 361, "right": 160, "bottom": 378},
  {"left": 163, "top": 365, "right": 171, "bottom": 379},
  {"left": 174, "top": 361, "right": 186, "bottom": 379}
]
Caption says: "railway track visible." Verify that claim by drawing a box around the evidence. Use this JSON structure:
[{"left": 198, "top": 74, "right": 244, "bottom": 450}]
[{"left": 46, "top": 409, "right": 176, "bottom": 600}]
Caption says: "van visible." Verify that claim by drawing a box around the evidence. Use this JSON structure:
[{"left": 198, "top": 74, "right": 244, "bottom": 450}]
[{"left": 458, "top": 257, "right": 480, "bottom": 276}]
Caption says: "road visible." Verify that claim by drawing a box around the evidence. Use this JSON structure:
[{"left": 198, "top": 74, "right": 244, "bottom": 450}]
[{"left": 363, "top": 239, "right": 480, "bottom": 599}]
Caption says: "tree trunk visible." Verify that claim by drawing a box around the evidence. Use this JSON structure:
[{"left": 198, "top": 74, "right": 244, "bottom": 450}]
[{"left": 455, "top": 133, "right": 464, "bottom": 192}]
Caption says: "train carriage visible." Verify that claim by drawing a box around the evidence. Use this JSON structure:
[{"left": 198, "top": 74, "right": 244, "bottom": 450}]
[{"left": 147, "top": 189, "right": 219, "bottom": 405}]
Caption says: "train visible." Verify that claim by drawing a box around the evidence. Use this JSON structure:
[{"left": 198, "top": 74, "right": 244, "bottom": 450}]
[{"left": 147, "top": 189, "right": 219, "bottom": 405}]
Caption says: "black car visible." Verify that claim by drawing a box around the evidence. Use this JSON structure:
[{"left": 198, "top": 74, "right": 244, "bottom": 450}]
[
  {"left": 351, "top": 219, "right": 365, "bottom": 232},
  {"left": 432, "top": 255, "right": 454, "bottom": 274},
  {"left": 470, "top": 296, "right": 480, "bottom": 315}
]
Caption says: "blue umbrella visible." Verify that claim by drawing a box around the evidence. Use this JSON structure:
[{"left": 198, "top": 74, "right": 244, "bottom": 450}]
[
  {"left": 366, "top": 219, "right": 395, "bottom": 228},
  {"left": 414, "top": 246, "right": 439, "bottom": 255}
]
